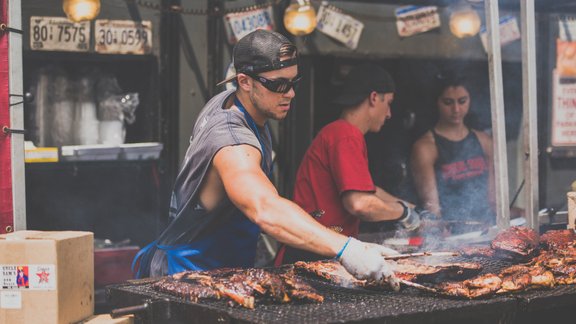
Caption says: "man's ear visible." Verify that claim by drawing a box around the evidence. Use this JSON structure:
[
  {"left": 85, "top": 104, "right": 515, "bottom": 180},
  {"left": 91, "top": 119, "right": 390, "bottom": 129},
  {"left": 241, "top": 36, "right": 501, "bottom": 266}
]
[
  {"left": 368, "top": 91, "right": 379, "bottom": 106},
  {"left": 237, "top": 74, "right": 252, "bottom": 91}
]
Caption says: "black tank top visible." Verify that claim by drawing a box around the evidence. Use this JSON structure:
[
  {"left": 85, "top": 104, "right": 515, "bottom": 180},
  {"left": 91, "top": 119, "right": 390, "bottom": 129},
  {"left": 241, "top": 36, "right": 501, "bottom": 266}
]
[{"left": 432, "top": 129, "right": 494, "bottom": 228}]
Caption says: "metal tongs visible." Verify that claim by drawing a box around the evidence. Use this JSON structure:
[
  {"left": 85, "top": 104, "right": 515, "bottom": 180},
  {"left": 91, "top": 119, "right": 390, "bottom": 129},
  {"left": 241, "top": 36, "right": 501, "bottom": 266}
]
[
  {"left": 399, "top": 279, "right": 438, "bottom": 293},
  {"left": 382, "top": 251, "right": 460, "bottom": 260}
]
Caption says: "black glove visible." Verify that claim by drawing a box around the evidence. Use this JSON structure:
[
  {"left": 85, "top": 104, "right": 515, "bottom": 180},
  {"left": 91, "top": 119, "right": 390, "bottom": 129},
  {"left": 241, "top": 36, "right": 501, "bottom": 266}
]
[{"left": 396, "top": 201, "right": 421, "bottom": 231}]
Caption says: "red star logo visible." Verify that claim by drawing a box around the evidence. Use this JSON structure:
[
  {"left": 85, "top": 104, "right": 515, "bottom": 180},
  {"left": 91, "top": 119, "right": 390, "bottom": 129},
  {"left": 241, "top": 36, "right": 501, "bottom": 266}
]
[{"left": 36, "top": 270, "right": 50, "bottom": 284}]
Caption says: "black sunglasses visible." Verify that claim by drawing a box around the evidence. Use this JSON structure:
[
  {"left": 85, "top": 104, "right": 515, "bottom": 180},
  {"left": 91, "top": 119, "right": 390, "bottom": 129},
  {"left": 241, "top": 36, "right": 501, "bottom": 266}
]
[{"left": 246, "top": 73, "right": 302, "bottom": 94}]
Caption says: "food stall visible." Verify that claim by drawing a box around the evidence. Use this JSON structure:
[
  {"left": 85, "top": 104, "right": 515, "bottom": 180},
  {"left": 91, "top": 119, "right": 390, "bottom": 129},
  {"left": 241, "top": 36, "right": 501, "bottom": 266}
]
[
  {"left": 3, "top": 0, "right": 576, "bottom": 322},
  {"left": 105, "top": 1, "right": 576, "bottom": 322}
]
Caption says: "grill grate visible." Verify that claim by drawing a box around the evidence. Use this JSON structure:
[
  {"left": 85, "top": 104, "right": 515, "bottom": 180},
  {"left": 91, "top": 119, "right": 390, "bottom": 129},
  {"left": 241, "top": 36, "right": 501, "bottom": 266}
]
[{"left": 107, "top": 257, "right": 576, "bottom": 323}]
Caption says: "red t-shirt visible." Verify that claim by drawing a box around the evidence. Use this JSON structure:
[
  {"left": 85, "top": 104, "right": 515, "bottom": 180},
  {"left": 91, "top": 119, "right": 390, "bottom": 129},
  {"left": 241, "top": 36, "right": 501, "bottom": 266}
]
[
  {"left": 293, "top": 119, "right": 375, "bottom": 237},
  {"left": 274, "top": 119, "right": 375, "bottom": 265}
]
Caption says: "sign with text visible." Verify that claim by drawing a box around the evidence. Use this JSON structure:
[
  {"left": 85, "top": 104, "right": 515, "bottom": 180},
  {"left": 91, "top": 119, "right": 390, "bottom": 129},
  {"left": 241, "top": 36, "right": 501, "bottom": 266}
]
[
  {"left": 30, "top": 16, "right": 89, "bottom": 52},
  {"left": 95, "top": 19, "right": 152, "bottom": 55},
  {"left": 224, "top": 6, "right": 275, "bottom": 44},
  {"left": 480, "top": 15, "right": 520, "bottom": 52},
  {"left": 551, "top": 71, "right": 576, "bottom": 146},
  {"left": 395, "top": 6, "right": 440, "bottom": 37},
  {"left": 316, "top": 4, "right": 364, "bottom": 50},
  {"left": 0, "top": 264, "right": 56, "bottom": 290}
]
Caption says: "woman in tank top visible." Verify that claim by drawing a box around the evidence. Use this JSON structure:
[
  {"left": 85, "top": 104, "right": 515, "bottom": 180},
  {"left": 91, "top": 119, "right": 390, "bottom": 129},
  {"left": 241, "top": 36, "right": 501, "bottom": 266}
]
[{"left": 410, "top": 75, "right": 495, "bottom": 234}]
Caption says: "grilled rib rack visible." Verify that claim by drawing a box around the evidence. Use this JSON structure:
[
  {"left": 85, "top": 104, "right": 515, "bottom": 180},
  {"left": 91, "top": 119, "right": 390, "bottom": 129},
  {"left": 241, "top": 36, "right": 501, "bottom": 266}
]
[{"left": 107, "top": 257, "right": 576, "bottom": 324}]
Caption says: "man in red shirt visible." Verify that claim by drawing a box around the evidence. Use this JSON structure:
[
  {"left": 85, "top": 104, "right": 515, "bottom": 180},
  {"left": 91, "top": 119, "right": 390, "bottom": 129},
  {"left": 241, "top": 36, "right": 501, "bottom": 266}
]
[{"left": 276, "top": 64, "right": 424, "bottom": 264}]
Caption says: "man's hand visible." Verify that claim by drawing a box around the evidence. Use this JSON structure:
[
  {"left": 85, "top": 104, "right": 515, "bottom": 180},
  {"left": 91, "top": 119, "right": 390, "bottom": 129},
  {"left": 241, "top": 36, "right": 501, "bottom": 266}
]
[{"left": 338, "top": 238, "right": 400, "bottom": 291}]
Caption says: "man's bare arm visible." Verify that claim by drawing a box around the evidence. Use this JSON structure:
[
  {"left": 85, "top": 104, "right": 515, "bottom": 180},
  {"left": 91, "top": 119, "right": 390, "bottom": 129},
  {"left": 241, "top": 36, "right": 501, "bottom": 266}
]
[
  {"left": 341, "top": 190, "right": 404, "bottom": 222},
  {"left": 410, "top": 134, "right": 441, "bottom": 215},
  {"left": 374, "top": 187, "right": 415, "bottom": 208},
  {"left": 213, "top": 144, "right": 347, "bottom": 257}
]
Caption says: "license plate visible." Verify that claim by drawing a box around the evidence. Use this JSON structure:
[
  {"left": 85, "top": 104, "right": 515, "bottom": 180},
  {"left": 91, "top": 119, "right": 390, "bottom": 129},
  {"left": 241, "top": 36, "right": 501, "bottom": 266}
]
[
  {"left": 29, "top": 16, "right": 90, "bottom": 52},
  {"left": 94, "top": 19, "right": 152, "bottom": 55},
  {"left": 224, "top": 5, "right": 275, "bottom": 44},
  {"left": 316, "top": 4, "right": 364, "bottom": 50},
  {"left": 395, "top": 6, "right": 440, "bottom": 37},
  {"left": 480, "top": 15, "right": 520, "bottom": 51}
]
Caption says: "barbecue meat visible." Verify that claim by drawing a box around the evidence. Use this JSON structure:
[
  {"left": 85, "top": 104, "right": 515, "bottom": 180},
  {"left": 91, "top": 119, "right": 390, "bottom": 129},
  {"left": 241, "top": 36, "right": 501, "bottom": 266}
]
[
  {"left": 152, "top": 277, "right": 220, "bottom": 302},
  {"left": 213, "top": 272, "right": 258, "bottom": 308},
  {"left": 491, "top": 226, "right": 539, "bottom": 261},
  {"left": 394, "top": 259, "right": 482, "bottom": 283},
  {"left": 497, "top": 265, "right": 554, "bottom": 293},
  {"left": 540, "top": 229, "right": 576, "bottom": 251},
  {"left": 532, "top": 249, "right": 576, "bottom": 284},
  {"left": 294, "top": 260, "right": 367, "bottom": 287},
  {"left": 153, "top": 268, "right": 323, "bottom": 309},
  {"left": 435, "top": 274, "right": 502, "bottom": 299},
  {"left": 529, "top": 268, "right": 555, "bottom": 288},
  {"left": 281, "top": 270, "right": 324, "bottom": 303},
  {"left": 460, "top": 246, "right": 495, "bottom": 258},
  {"left": 295, "top": 259, "right": 481, "bottom": 287}
]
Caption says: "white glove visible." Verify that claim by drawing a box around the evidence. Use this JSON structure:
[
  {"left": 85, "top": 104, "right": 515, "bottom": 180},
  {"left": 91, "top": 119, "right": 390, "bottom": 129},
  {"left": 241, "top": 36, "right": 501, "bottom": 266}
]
[
  {"left": 379, "top": 245, "right": 400, "bottom": 256},
  {"left": 338, "top": 238, "right": 400, "bottom": 291}
]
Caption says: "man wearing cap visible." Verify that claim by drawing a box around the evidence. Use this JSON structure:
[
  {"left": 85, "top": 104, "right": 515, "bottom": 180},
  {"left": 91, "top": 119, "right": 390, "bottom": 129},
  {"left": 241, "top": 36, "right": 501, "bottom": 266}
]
[
  {"left": 133, "top": 30, "right": 400, "bottom": 290},
  {"left": 275, "top": 64, "right": 425, "bottom": 265}
]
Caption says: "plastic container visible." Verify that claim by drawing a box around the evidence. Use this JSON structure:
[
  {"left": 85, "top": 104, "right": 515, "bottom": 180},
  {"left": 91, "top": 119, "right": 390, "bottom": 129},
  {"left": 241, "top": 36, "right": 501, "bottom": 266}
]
[
  {"left": 60, "top": 144, "right": 122, "bottom": 161},
  {"left": 119, "top": 142, "right": 163, "bottom": 160}
]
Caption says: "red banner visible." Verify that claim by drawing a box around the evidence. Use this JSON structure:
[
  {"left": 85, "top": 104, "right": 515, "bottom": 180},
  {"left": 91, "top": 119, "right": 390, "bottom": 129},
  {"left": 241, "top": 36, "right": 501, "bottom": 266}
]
[{"left": 0, "top": 0, "right": 14, "bottom": 233}]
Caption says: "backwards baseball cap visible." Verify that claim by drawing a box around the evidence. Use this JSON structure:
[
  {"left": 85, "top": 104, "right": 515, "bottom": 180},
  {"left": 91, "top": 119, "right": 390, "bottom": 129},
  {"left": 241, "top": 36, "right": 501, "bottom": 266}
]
[
  {"left": 217, "top": 29, "right": 298, "bottom": 86},
  {"left": 332, "top": 64, "right": 396, "bottom": 107}
]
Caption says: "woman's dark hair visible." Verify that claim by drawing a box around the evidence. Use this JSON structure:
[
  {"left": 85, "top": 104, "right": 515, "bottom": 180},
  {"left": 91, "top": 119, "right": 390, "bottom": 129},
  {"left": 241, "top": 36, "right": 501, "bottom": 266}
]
[
  {"left": 433, "top": 72, "right": 470, "bottom": 101},
  {"left": 428, "top": 72, "right": 477, "bottom": 127}
]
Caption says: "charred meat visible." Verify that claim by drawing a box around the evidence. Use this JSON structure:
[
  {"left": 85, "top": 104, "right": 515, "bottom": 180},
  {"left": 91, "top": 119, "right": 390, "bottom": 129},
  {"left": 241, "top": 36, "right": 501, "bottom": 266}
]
[
  {"left": 491, "top": 226, "right": 539, "bottom": 261},
  {"left": 394, "top": 259, "right": 482, "bottom": 283},
  {"left": 152, "top": 277, "right": 220, "bottom": 302},
  {"left": 497, "top": 265, "right": 554, "bottom": 293},
  {"left": 540, "top": 229, "right": 576, "bottom": 251},
  {"left": 460, "top": 246, "right": 495, "bottom": 258},
  {"left": 295, "top": 259, "right": 481, "bottom": 286},
  {"left": 153, "top": 267, "right": 323, "bottom": 309},
  {"left": 281, "top": 270, "right": 324, "bottom": 303},
  {"left": 435, "top": 274, "right": 502, "bottom": 299},
  {"left": 294, "top": 260, "right": 368, "bottom": 287},
  {"left": 531, "top": 249, "right": 576, "bottom": 284}
]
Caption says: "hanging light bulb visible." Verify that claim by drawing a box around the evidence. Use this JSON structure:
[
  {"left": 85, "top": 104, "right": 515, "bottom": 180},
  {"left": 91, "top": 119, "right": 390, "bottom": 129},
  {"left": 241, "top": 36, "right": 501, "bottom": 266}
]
[
  {"left": 62, "top": 0, "right": 101, "bottom": 22},
  {"left": 449, "top": 3, "right": 481, "bottom": 38},
  {"left": 284, "top": 0, "right": 317, "bottom": 36}
]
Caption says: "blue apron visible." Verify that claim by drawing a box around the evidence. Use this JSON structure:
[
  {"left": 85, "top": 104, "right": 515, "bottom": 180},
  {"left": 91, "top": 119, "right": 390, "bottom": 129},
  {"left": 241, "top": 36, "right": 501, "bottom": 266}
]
[{"left": 133, "top": 97, "right": 272, "bottom": 277}]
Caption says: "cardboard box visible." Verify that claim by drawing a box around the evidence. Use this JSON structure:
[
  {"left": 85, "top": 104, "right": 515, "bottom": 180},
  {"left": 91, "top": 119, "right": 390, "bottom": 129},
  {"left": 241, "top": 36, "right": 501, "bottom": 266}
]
[{"left": 0, "top": 231, "right": 94, "bottom": 324}]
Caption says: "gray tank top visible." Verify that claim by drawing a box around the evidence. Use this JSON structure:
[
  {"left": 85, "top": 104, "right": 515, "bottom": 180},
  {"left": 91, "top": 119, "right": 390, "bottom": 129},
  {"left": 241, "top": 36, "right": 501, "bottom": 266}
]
[
  {"left": 171, "top": 89, "right": 273, "bottom": 217},
  {"left": 148, "top": 89, "right": 273, "bottom": 276}
]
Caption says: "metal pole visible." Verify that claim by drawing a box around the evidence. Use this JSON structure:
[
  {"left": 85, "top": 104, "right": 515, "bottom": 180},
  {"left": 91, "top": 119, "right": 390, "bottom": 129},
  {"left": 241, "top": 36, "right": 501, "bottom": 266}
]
[
  {"left": 9, "top": 0, "right": 26, "bottom": 231},
  {"left": 484, "top": 0, "right": 510, "bottom": 229},
  {"left": 520, "top": 0, "right": 539, "bottom": 230},
  {"left": 207, "top": 0, "right": 224, "bottom": 98},
  {"left": 160, "top": 0, "right": 180, "bottom": 215}
]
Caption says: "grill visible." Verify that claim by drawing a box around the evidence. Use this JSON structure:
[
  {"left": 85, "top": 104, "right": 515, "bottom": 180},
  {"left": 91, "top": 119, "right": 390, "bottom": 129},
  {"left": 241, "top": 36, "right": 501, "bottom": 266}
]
[{"left": 106, "top": 257, "right": 576, "bottom": 324}]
